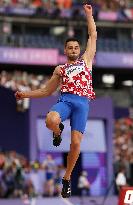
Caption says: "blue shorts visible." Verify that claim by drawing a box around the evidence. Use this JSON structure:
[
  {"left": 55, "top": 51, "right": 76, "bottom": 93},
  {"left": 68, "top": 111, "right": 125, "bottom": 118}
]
[{"left": 50, "top": 93, "right": 89, "bottom": 133}]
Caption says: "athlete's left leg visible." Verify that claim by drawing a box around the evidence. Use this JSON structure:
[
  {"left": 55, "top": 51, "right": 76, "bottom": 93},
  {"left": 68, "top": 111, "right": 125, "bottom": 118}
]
[
  {"left": 63, "top": 101, "right": 89, "bottom": 180},
  {"left": 63, "top": 130, "right": 83, "bottom": 180},
  {"left": 61, "top": 130, "right": 83, "bottom": 198},
  {"left": 61, "top": 102, "right": 89, "bottom": 198}
]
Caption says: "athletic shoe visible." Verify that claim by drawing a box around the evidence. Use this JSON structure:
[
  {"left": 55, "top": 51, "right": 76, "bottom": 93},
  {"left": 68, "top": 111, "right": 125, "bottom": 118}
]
[
  {"left": 61, "top": 179, "right": 71, "bottom": 198},
  {"left": 53, "top": 123, "right": 64, "bottom": 147}
]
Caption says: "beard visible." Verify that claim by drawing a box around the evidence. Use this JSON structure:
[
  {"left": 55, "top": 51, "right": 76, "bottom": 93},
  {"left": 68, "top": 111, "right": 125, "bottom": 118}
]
[{"left": 68, "top": 54, "right": 79, "bottom": 61}]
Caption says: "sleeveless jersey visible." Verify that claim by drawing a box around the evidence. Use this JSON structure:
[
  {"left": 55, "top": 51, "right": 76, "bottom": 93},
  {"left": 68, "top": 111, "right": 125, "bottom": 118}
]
[{"left": 60, "top": 59, "right": 95, "bottom": 100}]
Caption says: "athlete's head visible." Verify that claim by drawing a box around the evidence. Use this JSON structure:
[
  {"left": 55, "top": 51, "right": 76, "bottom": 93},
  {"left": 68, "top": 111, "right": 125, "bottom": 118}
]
[{"left": 64, "top": 38, "right": 80, "bottom": 61}]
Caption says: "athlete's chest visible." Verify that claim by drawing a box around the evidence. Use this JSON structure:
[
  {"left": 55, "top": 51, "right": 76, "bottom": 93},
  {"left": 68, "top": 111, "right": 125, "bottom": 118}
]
[{"left": 64, "top": 62, "right": 87, "bottom": 78}]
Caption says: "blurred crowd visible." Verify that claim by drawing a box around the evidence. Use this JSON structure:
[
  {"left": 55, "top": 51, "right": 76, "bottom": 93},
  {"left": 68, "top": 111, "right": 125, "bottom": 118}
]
[
  {"left": 0, "top": 0, "right": 133, "bottom": 21},
  {"left": 0, "top": 0, "right": 73, "bottom": 9},
  {"left": 0, "top": 70, "right": 50, "bottom": 91},
  {"left": 0, "top": 70, "right": 58, "bottom": 111},
  {"left": 0, "top": 150, "right": 91, "bottom": 199},
  {"left": 114, "top": 117, "right": 133, "bottom": 163},
  {"left": 113, "top": 117, "right": 133, "bottom": 184},
  {"left": 0, "top": 0, "right": 133, "bottom": 10},
  {"left": 0, "top": 151, "right": 65, "bottom": 198}
]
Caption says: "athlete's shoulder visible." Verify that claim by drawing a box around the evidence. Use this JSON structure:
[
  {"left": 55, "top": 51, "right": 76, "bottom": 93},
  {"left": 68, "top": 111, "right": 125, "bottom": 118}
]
[
  {"left": 56, "top": 64, "right": 65, "bottom": 69},
  {"left": 54, "top": 65, "right": 64, "bottom": 76}
]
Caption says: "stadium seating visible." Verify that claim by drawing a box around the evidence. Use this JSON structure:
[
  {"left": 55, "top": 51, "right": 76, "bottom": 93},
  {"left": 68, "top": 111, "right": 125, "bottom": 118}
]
[
  {"left": 97, "top": 38, "right": 133, "bottom": 52},
  {"left": 0, "top": 34, "right": 133, "bottom": 53}
]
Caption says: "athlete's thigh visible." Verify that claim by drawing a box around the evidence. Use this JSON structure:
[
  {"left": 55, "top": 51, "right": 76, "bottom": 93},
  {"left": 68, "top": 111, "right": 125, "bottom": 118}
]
[
  {"left": 70, "top": 103, "right": 89, "bottom": 134},
  {"left": 50, "top": 101, "right": 71, "bottom": 122}
]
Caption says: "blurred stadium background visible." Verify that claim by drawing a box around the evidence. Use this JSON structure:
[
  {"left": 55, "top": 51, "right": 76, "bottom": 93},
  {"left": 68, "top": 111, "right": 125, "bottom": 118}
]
[{"left": 0, "top": 0, "right": 133, "bottom": 205}]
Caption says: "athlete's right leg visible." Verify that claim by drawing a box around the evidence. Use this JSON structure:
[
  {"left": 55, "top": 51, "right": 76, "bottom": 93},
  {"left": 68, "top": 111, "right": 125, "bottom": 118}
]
[
  {"left": 45, "top": 111, "right": 61, "bottom": 136},
  {"left": 45, "top": 101, "right": 71, "bottom": 135}
]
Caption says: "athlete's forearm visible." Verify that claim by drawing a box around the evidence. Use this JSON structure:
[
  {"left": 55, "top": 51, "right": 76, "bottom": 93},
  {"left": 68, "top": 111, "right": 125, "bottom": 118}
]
[
  {"left": 87, "top": 14, "right": 97, "bottom": 37},
  {"left": 23, "top": 69, "right": 61, "bottom": 99},
  {"left": 22, "top": 87, "right": 50, "bottom": 99}
]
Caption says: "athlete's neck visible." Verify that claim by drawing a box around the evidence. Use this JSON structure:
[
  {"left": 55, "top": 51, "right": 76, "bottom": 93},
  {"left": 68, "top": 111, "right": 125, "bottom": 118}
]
[{"left": 67, "top": 59, "right": 78, "bottom": 64}]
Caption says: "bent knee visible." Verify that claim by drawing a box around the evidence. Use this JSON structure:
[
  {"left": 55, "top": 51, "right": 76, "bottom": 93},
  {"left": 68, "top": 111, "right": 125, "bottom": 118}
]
[{"left": 45, "top": 111, "right": 61, "bottom": 129}]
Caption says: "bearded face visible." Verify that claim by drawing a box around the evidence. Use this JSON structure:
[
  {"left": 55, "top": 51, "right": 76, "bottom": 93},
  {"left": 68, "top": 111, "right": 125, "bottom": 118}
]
[{"left": 64, "top": 41, "right": 80, "bottom": 61}]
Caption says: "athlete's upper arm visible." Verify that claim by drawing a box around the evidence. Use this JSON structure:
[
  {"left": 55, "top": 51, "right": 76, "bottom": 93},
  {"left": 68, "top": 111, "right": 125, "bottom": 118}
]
[
  {"left": 44, "top": 66, "right": 61, "bottom": 94},
  {"left": 82, "top": 34, "right": 97, "bottom": 66}
]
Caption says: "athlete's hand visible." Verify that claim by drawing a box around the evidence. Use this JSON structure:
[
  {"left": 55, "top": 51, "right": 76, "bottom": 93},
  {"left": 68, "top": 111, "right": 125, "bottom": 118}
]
[
  {"left": 83, "top": 4, "right": 93, "bottom": 17},
  {"left": 15, "top": 91, "right": 25, "bottom": 101}
]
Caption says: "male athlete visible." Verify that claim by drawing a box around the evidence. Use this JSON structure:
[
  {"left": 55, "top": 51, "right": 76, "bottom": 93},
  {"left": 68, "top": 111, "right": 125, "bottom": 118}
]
[{"left": 15, "top": 4, "right": 97, "bottom": 198}]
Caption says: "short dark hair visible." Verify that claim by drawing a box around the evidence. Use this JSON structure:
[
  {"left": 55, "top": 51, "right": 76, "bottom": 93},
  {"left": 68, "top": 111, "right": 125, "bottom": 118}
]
[{"left": 65, "top": 37, "right": 80, "bottom": 47}]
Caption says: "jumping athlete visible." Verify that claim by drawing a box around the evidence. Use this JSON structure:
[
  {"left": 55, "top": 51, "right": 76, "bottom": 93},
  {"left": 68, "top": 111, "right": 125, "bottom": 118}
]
[{"left": 15, "top": 4, "right": 97, "bottom": 198}]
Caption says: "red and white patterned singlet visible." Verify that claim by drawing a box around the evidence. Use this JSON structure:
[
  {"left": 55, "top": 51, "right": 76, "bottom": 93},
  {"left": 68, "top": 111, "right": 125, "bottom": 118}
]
[{"left": 60, "top": 59, "right": 95, "bottom": 100}]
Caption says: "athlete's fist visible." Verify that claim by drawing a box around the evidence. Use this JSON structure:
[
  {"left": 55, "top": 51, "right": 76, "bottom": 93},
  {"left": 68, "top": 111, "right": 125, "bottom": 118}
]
[
  {"left": 15, "top": 91, "right": 25, "bottom": 101},
  {"left": 83, "top": 4, "right": 93, "bottom": 17}
]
